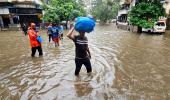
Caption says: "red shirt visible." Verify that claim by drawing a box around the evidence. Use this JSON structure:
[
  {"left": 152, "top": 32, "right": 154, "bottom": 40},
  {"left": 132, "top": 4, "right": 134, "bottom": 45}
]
[{"left": 28, "top": 29, "right": 40, "bottom": 47}]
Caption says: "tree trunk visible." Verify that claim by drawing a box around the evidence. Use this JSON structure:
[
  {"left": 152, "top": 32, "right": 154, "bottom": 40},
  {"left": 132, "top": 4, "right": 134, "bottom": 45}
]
[
  {"left": 137, "top": 26, "right": 142, "bottom": 33},
  {"left": 66, "top": 20, "right": 68, "bottom": 29}
]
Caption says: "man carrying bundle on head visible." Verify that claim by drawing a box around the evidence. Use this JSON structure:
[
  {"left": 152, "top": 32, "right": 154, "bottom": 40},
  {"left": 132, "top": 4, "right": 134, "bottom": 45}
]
[{"left": 67, "top": 17, "right": 95, "bottom": 76}]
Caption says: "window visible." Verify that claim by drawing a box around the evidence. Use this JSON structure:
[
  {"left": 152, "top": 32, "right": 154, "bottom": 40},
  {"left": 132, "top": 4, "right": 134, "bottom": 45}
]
[{"left": 155, "top": 22, "right": 165, "bottom": 26}]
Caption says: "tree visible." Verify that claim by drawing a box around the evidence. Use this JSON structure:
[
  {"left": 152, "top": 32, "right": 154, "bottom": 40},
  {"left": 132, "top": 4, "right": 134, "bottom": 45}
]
[
  {"left": 43, "top": 8, "right": 60, "bottom": 23},
  {"left": 42, "top": 0, "right": 86, "bottom": 27},
  {"left": 129, "top": 1, "right": 166, "bottom": 33},
  {"left": 91, "top": 0, "right": 120, "bottom": 23}
]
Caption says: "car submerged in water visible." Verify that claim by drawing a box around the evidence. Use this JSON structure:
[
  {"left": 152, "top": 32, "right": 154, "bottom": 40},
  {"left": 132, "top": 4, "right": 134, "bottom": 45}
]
[{"left": 142, "top": 21, "right": 166, "bottom": 34}]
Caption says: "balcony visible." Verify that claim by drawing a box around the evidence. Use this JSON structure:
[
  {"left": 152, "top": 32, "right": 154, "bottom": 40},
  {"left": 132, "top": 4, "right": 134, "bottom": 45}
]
[
  {"left": 0, "top": 8, "right": 9, "bottom": 14},
  {"left": 117, "top": 3, "right": 130, "bottom": 16},
  {"left": 0, "top": 2, "right": 13, "bottom": 7},
  {"left": 0, "top": 0, "right": 43, "bottom": 5},
  {"left": 160, "top": 0, "right": 169, "bottom": 3},
  {"left": 119, "top": 4, "right": 130, "bottom": 10},
  {"left": 9, "top": 8, "right": 42, "bottom": 15},
  {"left": 118, "top": 9, "right": 129, "bottom": 16}
]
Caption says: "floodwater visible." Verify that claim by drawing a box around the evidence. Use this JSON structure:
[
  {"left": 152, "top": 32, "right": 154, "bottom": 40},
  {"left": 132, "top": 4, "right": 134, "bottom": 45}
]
[{"left": 0, "top": 24, "right": 170, "bottom": 100}]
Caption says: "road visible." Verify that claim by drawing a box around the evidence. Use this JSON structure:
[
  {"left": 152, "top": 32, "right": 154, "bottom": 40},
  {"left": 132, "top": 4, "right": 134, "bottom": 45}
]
[{"left": 0, "top": 24, "right": 170, "bottom": 100}]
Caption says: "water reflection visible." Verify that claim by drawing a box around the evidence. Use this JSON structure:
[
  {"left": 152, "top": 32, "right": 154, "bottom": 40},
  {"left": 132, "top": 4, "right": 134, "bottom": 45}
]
[{"left": 74, "top": 77, "right": 93, "bottom": 97}]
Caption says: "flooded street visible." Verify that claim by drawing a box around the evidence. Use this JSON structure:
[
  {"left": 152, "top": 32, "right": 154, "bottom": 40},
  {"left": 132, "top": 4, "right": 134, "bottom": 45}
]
[{"left": 1, "top": 24, "right": 170, "bottom": 100}]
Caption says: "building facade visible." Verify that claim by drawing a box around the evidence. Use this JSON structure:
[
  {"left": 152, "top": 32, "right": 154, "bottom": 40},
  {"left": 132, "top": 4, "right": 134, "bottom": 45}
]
[
  {"left": 117, "top": 0, "right": 170, "bottom": 31},
  {"left": 162, "top": 0, "right": 170, "bottom": 29},
  {"left": 116, "top": 0, "right": 136, "bottom": 30},
  {"left": 0, "top": 0, "right": 43, "bottom": 30}
]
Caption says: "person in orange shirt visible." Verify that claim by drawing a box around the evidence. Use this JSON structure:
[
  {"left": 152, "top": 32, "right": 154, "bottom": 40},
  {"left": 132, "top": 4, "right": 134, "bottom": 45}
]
[{"left": 28, "top": 23, "right": 43, "bottom": 57}]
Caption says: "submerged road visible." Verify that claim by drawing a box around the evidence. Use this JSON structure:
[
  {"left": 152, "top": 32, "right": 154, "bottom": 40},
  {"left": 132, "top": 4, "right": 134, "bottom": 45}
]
[{"left": 0, "top": 24, "right": 170, "bottom": 100}]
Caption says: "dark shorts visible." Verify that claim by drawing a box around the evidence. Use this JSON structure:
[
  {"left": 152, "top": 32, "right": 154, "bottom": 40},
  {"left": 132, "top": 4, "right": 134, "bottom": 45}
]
[{"left": 75, "top": 58, "right": 92, "bottom": 75}]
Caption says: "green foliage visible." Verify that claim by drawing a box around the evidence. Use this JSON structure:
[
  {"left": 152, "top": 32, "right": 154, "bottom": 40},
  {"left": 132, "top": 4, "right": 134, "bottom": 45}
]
[
  {"left": 91, "top": 0, "right": 120, "bottom": 23},
  {"left": 138, "top": 0, "right": 161, "bottom": 3},
  {"left": 129, "top": 2, "right": 166, "bottom": 28},
  {"left": 42, "top": 0, "right": 86, "bottom": 23},
  {"left": 43, "top": 8, "right": 60, "bottom": 23}
]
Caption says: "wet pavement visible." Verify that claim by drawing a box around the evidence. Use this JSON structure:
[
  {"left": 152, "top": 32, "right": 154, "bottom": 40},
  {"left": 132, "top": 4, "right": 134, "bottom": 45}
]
[{"left": 0, "top": 24, "right": 170, "bottom": 100}]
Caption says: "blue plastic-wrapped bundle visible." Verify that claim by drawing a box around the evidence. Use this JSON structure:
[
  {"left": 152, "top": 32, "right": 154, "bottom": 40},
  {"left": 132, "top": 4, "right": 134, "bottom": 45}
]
[
  {"left": 37, "top": 36, "right": 43, "bottom": 43},
  {"left": 75, "top": 17, "right": 96, "bottom": 33}
]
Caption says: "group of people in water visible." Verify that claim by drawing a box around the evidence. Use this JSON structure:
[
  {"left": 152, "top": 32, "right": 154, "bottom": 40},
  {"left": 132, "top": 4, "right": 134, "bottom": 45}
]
[
  {"left": 25, "top": 22, "right": 92, "bottom": 76},
  {"left": 47, "top": 23, "right": 64, "bottom": 47}
]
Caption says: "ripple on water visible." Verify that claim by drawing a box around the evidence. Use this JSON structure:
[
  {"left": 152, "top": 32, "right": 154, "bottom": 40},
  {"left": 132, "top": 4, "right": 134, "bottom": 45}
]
[{"left": 1, "top": 25, "right": 170, "bottom": 99}]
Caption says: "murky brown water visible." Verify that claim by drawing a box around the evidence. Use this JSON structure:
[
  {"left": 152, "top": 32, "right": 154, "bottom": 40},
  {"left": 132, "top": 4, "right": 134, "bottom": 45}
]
[{"left": 1, "top": 24, "right": 170, "bottom": 100}]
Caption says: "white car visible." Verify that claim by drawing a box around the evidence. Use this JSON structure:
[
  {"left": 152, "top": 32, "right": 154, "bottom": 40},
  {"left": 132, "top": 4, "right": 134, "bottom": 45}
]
[
  {"left": 153, "top": 21, "right": 166, "bottom": 33},
  {"left": 142, "top": 21, "right": 166, "bottom": 33}
]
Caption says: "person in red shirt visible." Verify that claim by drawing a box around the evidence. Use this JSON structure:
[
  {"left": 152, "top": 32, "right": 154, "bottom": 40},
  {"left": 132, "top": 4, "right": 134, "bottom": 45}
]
[{"left": 28, "top": 23, "right": 43, "bottom": 57}]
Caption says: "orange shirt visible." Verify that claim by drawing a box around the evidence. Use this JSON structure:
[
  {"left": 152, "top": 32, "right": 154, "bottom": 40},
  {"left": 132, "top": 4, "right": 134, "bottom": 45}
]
[{"left": 28, "top": 29, "right": 40, "bottom": 47}]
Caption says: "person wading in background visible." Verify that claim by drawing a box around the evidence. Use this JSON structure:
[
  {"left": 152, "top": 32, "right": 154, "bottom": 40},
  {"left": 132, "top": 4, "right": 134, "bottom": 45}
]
[
  {"left": 51, "top": 23, "right": 60, "bottom": 47},
  {"left": 22, "top": 23, "right": 28, "bottom": 36},
  {"left": 59, "top": 23, "right": 64, "bottom": 40},
  {"left": 47, "top": 23, "right": 53, "bottom": 42}
]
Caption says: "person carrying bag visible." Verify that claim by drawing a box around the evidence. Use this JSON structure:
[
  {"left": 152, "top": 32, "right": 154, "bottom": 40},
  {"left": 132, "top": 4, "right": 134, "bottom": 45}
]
[{"left": 28, "top": 23, "right": 43, "bottom": 57}]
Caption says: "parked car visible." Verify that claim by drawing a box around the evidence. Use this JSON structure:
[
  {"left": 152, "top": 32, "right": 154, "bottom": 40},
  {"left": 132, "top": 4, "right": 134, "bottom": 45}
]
[
  {"left": 153, "top": 21, "right": 166, "bottom": 33},
  {"left": 142, "top": 21, "right": 166, "bottom": 33}
]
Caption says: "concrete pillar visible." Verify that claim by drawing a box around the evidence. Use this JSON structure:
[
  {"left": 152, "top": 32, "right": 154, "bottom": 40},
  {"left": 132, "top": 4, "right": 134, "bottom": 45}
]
[
  {"left": 0, "top": 16, "right": 4, "bottom": 28},
  {"left": 166, "top": 17, "right": 170, "bottom": 30},
  {"left": 9, "top": 17, "right": 14, "bottom": 24}
]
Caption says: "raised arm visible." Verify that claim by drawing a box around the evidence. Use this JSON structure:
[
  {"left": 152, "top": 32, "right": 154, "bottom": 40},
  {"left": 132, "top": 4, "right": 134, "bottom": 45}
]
[{"left": 66, "top": 26, "right": 75, "bottom": 40}]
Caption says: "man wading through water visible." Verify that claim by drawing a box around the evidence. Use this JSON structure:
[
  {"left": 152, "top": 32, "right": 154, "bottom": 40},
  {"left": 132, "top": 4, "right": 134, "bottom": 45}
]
[
  {"left": 67, "top": 26, "right": 92, "bottom": 76},
  {"left": 47, "top": 23, "right": 53, "bottom": 42},
  {"left": 28, "top": 23, "right": 43, "bottom": 57}
]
